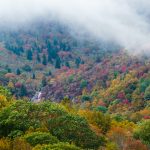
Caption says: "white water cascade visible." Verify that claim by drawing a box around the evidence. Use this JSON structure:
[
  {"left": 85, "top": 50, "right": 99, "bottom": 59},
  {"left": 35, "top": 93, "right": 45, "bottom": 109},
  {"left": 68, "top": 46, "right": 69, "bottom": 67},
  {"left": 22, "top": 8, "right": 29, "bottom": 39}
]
[{"left": 31, "top": 92, "right": 42, "bottom": 103}]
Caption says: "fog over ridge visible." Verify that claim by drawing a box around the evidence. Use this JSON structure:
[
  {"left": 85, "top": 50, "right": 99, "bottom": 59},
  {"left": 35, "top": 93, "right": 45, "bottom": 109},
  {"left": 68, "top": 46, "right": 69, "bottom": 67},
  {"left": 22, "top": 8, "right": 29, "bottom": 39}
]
[{"left": 0, "top": 0, "right": 150, "bottom": 53}]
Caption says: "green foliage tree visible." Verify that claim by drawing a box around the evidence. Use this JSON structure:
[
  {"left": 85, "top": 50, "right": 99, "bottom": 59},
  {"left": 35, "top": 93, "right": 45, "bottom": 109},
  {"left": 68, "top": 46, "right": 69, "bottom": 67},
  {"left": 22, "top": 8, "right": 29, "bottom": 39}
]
[
  {"left": 134, "top": 120, "right": 150, "bottom": 147},
  {"left": 0, "top": 101, "right": 66, "bottom": 137},
  {"left": 8, "top": 130, "right": 23, "bottom": 138},
  {"left": 0, "top": 87, "right": 12, "bottom": 110},
  {"left": 105, "top": 142, "right": 119, "bottom": 150},
  {"left": 0, "top": 86, "right": 11, "bottom": 98},
  {"left": 48, "top": 114, "right": 103, "bottom": 149},
  {"left": 96, "top": 106, "right": 108, "bottom": 113},
  {"left": 144, "top": 85, "right": 150, "bottom": 100},
  {"left": 24, "top": 132, "right": 59, "bottom": 146},
  {"left": 80, "top": 80, "right": 88, "bottom": 89},
  {"left": 81, "top": 95, "right": 92, "bottom": 102},
  {"left": 80, "top": 110, "right": 111, "bottom": 134},
  {"left": 140, "top": 79, "right": 150, "bottom": 93},
  {"left": 33, "top": 142, "right": 82, "bottom": 150}
]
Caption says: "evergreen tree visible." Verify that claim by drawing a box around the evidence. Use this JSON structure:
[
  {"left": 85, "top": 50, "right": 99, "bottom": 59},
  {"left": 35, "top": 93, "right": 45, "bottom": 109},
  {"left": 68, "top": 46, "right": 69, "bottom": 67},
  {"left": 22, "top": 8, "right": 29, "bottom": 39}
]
[
  {"left": 27, "top": 50, "right": 33, "bottom": 60},
  {"left": 32, "top": 73, "right": 36, "bottom": 79},
  {"left": 48, "top": 70, "right": 52, "bottom": 76},
  {"left": 42, "top": 54, "right": 47, "bottom": 65},
  {"left": 5, "top": 65, "right": 11, "bottom": 73},
  {"left": 48, "top": 53, "right": 52, "bottom": 63},
  {"left": 16, "top": 68, "right": 21, "bottom": 75},
  {"left": 20, "top": 84, "right": 27, "bottom": 97},
  {"left": 41, "top": 77, "right": 47, "bottom": 87},
  {"left": 7, "top": 68, "right": 12, "bottom": 73},
  {"left": 55, "top": 57, "right": 61, "bottom": 69},
  {"left": 65, "top": 61, "right": 70, "bottom": 68},
  {"left": 36, "top": 53, "right": 41, "bottom": 62},
  {"left": 20, "top": 46, "right": 24, "bottom": 53},
  {"left": 75, "top": 57, "right": 81, "bottom": 68},
  {"left": 53, "top": 39, "right": 58, "bottom": 46}
]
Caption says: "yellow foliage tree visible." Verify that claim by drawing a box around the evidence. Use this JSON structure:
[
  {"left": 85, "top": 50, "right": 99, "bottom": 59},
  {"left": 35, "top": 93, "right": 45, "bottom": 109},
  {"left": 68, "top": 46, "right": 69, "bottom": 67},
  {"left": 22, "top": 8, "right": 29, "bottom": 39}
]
[{"left": 0, "top": 138, "right": 11, "bottom": 150}]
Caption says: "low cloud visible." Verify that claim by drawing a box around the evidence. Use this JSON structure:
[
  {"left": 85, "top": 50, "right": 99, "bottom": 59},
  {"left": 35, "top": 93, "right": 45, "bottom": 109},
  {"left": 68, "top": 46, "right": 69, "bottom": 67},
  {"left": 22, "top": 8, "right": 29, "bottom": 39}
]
[{"left": 0, "top": 0, "right": 150, "bottom": 53}]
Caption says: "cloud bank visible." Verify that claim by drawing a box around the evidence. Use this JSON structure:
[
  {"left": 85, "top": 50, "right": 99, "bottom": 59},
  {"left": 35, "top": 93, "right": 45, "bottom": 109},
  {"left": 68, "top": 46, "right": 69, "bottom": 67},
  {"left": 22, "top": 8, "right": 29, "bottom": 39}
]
[{"left": 0, "top": 0, "right": 150, "bottom": 53}]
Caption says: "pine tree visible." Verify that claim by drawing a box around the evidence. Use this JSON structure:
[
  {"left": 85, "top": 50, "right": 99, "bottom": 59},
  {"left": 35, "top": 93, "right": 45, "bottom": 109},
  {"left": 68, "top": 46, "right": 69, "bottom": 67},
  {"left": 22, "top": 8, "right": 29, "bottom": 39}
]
[
  {"left": 41, "top": 77, "right": 47, "bottom": 87},
  {"left": 36, "top": 53, "right": 41, "bottom": 62},
  {"left": 55, "top": 57, "right": 61, "bottom": 69},
  {"left": 75, "top": 57, "right": 81, "bottom": 68},
  {"left": 42, "top": 54, "right": 47, "bottom": 65},
  {"left": 65, "top": 61, "right": 70, "bottom": 68},
  {"left": 7, "top": 68, "right": 12, "bottom": 73},
  {"left": 32, "top": 73, "right": 36, "bottom": 79},
  {"left": 48, "top": 70, "right": 52, "bottom": 76},
  {"left": 16, "top": 68, "right": 21, "bottom": 75},
  {"left": 48, "top": 53, "right": 52, "bottom": 63},
  {"left": 20, "top": 84, "right": 27, "bottom": 97},
  {"left": 27, "top": 50, "right": 33, "bottom": 60}
]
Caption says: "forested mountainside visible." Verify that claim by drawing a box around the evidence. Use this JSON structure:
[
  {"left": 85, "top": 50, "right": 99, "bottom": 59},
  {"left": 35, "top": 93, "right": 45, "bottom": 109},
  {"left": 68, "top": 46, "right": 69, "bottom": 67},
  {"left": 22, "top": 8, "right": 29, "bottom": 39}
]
[
  {"left": 0, "top": 21, "right": 119, "bottom": 98},
  {"left": 0, "top": 21, "right": 150, "bottom": 150},
  {"left": 0, "top": 80, "right": 150, "bottom": 150}
]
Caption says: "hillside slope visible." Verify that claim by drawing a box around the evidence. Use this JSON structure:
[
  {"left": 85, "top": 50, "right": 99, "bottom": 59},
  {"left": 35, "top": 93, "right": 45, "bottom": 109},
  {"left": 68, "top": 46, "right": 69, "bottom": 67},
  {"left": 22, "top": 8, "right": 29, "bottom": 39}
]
[{"left": 0, "top": 21, "right": 119, "bottom": 98}]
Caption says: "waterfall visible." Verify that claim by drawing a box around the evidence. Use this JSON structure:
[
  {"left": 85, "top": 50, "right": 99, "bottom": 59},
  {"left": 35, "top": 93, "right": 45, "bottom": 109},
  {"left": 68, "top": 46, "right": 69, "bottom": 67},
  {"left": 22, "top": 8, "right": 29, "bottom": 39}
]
[{"left": 31, "top": 91, "right": 42, "bottom": 103}]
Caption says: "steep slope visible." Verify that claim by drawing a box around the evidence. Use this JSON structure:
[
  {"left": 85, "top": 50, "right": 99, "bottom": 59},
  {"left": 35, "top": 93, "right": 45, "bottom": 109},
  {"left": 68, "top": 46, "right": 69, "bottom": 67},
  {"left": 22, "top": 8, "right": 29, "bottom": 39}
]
[{"left": 0, "top": 21, "right": 119, "bottom": 98}]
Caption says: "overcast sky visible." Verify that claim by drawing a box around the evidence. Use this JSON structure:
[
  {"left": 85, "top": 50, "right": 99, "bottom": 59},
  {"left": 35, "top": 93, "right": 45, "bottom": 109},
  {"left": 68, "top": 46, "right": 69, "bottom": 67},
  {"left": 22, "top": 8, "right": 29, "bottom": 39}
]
[{"left": 0, "top": 0, "right": 150, "bottom": 53}]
